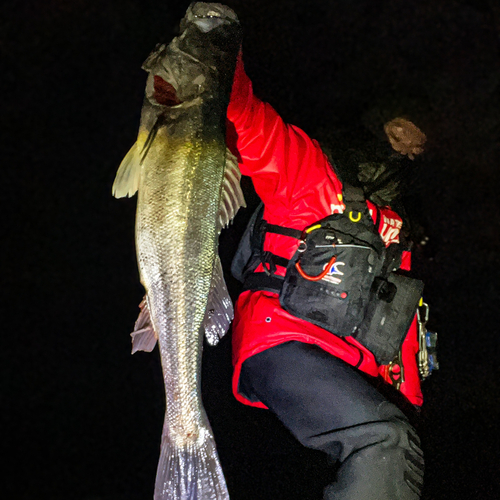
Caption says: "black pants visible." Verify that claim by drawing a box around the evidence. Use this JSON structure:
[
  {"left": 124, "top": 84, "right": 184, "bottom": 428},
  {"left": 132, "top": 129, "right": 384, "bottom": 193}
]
[{"left": 239, "top": 341, "right": 424, "bottom": 500}]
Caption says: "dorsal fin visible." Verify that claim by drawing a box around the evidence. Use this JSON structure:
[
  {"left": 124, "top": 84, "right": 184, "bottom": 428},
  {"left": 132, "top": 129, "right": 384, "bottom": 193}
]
[{"left": 217, "top": 148, "right": 246, "bottom": 232}]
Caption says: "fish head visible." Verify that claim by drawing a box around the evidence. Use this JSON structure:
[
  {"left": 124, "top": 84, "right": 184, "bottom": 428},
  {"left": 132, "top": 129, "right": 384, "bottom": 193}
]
[{"left": 141, "top": 3, "right": 241, "bottom": 107}]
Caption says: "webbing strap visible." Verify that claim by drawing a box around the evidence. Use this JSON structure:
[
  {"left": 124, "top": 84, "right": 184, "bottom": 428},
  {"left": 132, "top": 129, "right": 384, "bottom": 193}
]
[
  {"left": 260, "top": 184, "right": 364, "bottom": 240},
  {"left": 261, "top": 252, "right": 289, "bottom": 269},
  {"left": 242, "top": 273, "right": 284, "bottom": 293},
  {"left": 259, "top": 220, "right": 303, "bottom": 239},
  {"left": 342, "top": 183, "right": 366, "bottom": 203}
]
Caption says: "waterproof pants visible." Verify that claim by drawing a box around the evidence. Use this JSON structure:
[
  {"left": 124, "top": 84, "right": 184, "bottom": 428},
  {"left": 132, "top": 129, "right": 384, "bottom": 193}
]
[{"left": 239, "top": 341, "right": 424, "bottom": 500}]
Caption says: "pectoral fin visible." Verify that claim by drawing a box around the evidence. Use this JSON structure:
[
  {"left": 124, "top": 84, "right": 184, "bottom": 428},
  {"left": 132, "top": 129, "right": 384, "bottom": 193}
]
[
  {"left": 217, "top": 148, "right": 246, "bottom": 233},
  {"left": 112, "top": 142, "right": 141, "bottom": 198},
  {"left": 130, "top": 298, "right": 158, "bottom": 353},
  {"left": 203, "top": 256, "right": 234, "bottom": 346}
]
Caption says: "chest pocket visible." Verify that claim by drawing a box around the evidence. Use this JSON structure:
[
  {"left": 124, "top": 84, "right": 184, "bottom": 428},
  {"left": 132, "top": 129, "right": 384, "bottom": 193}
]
[{"left": 280, "top": 201, "right": 387, "bottom": 336}]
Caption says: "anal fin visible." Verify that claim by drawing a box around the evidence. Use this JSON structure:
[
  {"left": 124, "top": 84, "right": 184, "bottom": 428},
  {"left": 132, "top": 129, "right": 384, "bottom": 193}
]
[{"left": 130, "top": 298, "right": 158, "bottom": 353}]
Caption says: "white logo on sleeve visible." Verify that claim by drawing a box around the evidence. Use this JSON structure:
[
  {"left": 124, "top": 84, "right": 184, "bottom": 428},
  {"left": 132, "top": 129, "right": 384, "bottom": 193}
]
[{"left": 380, "top": 215, "right": 402, "bottom": 245}]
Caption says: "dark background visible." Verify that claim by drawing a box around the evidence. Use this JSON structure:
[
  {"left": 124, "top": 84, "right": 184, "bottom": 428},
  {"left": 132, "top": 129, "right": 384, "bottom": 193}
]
[{"left": 3, "top": 1, "right": 500, "bottom": 499}]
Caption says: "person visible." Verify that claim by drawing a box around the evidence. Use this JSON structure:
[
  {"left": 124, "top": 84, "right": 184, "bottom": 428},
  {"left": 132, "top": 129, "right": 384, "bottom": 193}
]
[{"left": 225, "top": 45, "right": 427, "bottom": 500}]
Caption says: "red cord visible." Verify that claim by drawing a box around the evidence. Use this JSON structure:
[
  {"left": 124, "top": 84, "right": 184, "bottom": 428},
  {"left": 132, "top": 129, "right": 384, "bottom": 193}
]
[{"left": 295, "top": 255, "right": 337, "bottom": 281}]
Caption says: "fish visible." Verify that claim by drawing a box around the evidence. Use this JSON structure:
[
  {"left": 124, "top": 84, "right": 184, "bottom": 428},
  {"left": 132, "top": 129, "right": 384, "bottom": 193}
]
[{"left": 112, "top": 3, "right": 244, "bottom": 499}]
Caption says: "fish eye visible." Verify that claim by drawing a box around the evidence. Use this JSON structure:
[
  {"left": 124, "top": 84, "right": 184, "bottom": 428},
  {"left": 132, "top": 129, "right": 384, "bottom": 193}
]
[{"left": 193, "top": 17, "right": 227, "bottom": 33}]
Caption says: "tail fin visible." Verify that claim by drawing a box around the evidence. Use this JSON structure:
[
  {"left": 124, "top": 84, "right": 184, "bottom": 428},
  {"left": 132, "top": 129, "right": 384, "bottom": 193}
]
[{"left": 154, "top": 425, "right": 229, "bottom": 500}]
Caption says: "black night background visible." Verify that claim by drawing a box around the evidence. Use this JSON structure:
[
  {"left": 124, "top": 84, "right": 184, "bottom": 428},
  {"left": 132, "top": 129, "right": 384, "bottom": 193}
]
[{"left": 3, "top": 1, "right": 500, "bottom": 499}]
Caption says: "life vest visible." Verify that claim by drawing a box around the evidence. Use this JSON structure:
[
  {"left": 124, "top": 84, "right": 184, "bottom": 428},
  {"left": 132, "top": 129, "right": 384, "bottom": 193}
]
[{"left": 231, "top": 185, "right": 424, "bottom": 365}]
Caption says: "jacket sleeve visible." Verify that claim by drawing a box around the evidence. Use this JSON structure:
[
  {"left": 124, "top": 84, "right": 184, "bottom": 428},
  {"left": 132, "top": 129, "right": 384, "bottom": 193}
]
[{"left": 226, "top": 53, "right": 340, "bottom": 207}]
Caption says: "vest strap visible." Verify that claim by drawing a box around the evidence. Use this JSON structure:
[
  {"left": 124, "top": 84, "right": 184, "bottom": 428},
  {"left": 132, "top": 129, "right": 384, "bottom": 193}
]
[
  {"left": 242, "top": 272, "right": 284, "bottom": 293},
  {"left": 258, "top": 220, "right": 303, "bottom": 239}
]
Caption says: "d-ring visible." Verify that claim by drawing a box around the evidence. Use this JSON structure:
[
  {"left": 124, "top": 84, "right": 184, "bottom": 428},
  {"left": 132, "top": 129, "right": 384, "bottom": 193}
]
[{"left": 349, "top": 211, "right": 362, "bottom": 222}]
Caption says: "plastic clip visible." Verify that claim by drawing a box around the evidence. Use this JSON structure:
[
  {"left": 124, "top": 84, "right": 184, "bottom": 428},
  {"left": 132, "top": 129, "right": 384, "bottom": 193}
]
[
  {"left": 260, "top": 251, "right": 277, "bottom": 276},
  {"left": 388, "top": 350, "right": 405, "bottom": 391}
]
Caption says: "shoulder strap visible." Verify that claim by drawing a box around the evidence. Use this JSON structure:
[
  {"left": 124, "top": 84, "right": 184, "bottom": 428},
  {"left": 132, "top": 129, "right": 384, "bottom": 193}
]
[
  {"left": 230, "top": 202, "right": 265, "bottom": 283},
  {"left": 242, "top": 272, "right": 284, "bottom": 293},
  {"left": 259, "top": 220, "right": 303, "bottom": 239},
  {"left": 257, "top": 183, "right": 365, "bottom": 241},
  {"left": 342, "top": 183, "right": 366, "bottom": 204}
]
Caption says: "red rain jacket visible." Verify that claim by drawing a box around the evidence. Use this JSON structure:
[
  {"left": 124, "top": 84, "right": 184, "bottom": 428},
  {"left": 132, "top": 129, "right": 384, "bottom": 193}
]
[{"left": 226, "top": 56, "right": 423, "bottom": 408}]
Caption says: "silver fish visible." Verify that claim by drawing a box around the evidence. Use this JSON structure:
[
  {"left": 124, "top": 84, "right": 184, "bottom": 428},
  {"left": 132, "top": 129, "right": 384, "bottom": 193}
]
[{"left": 112, "top": 3, "right": 244, "bottom": 499}]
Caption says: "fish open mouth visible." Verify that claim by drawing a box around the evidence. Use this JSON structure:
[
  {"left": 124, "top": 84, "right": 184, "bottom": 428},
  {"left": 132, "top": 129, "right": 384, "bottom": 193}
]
[{"left": 153, "top": 75, "right": 182, "bottom": 106}]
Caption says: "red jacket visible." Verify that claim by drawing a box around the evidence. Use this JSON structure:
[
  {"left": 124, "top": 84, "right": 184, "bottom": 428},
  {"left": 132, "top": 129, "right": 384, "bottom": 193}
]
[{"left": 226, "top": 55, "right": 423, "bottom": 408}]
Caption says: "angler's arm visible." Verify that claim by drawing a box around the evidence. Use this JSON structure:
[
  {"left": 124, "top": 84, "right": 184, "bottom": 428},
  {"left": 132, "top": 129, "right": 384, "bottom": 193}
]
[
  {"left": 226, "top": 52, "right": 286, "bottom": 184},
  {"left": 226, "top": 52, "right": 338, "bottom": 204}
]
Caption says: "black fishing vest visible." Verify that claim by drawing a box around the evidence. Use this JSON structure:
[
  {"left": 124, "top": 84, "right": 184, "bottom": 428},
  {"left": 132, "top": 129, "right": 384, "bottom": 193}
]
[{"left": 231, "top": 185, "right": 424, "bottom": 364}]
